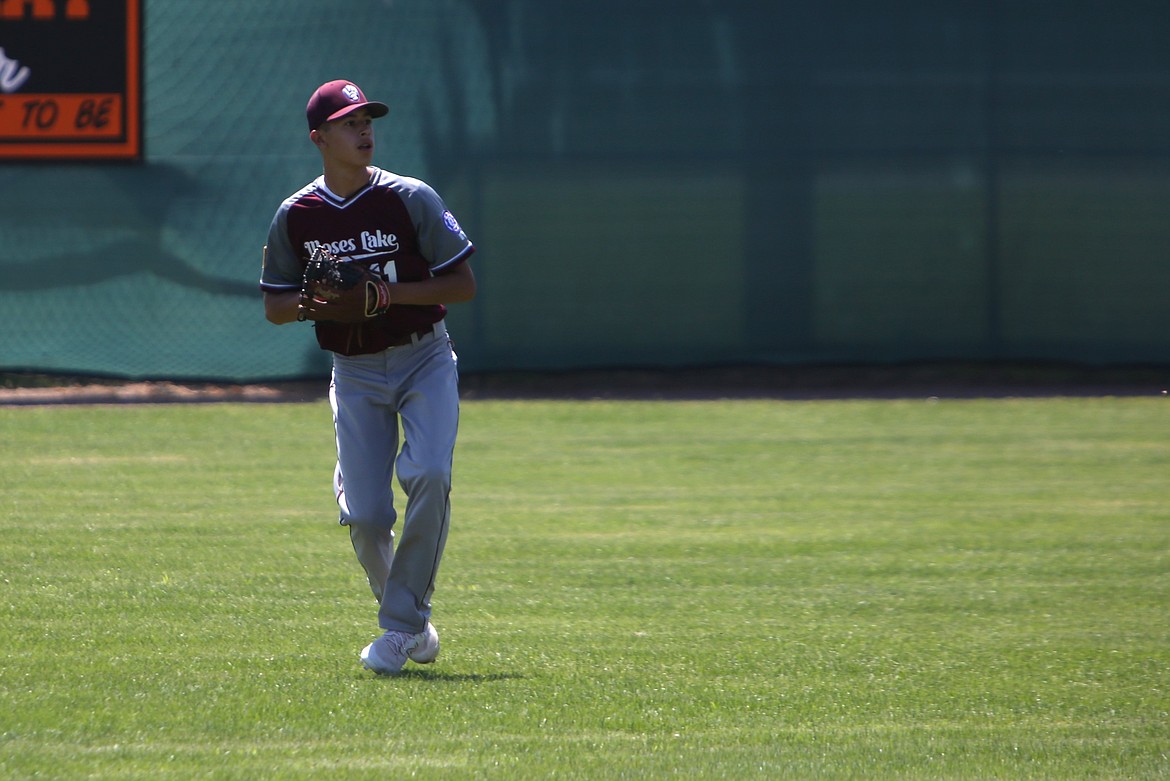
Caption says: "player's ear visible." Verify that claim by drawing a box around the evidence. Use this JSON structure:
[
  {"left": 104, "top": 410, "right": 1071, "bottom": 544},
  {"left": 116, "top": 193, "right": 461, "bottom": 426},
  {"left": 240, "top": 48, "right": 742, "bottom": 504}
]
[{"left": 310, "top": 128, "right": 325, "bottom": 148}]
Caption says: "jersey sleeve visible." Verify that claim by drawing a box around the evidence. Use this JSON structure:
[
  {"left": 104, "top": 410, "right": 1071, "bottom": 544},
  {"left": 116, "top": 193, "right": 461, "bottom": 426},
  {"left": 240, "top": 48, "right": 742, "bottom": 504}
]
[
  {"left": 401, "top": 179, "right": 475, "bottom": 273},
  {"left": 259, "top": 199, "right": 303, "bottom": 292}
]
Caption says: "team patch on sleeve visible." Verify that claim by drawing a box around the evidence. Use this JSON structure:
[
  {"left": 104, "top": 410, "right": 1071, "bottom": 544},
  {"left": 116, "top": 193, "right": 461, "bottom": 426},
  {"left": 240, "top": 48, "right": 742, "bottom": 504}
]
[{"left": 442, "top": 210, "right": 462, "bottom": 234}]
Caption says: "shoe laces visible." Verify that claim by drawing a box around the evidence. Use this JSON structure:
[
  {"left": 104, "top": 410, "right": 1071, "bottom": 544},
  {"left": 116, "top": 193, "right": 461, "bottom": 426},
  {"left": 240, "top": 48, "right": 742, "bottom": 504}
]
[{"left": 380, "top": 629, "right": 419, "bottom": 656}]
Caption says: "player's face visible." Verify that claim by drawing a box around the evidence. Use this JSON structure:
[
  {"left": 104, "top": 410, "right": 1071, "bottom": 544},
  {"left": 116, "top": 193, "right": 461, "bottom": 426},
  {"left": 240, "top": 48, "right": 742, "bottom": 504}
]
[{"left": 317, "top": 109, "right": 376, "bottom": 166}]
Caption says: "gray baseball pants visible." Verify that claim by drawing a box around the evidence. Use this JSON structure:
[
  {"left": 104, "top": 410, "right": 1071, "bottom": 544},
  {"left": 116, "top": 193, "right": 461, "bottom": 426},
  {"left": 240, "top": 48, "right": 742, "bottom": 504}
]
[{"left": 329, "top": 322, "right": 458, "bottom": 635}]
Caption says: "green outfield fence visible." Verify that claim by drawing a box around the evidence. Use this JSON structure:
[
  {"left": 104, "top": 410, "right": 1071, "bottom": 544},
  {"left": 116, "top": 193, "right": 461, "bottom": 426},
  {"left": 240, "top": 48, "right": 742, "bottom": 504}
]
[{"left": 3, "top": 0, "right": 1169, "bottom": 381}]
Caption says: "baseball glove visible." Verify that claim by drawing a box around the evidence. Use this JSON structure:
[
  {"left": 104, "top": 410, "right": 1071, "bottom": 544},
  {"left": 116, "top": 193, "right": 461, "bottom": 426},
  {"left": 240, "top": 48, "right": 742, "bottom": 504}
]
[{"left": 298, "top": 246, "right": 392, "bottom": 323}]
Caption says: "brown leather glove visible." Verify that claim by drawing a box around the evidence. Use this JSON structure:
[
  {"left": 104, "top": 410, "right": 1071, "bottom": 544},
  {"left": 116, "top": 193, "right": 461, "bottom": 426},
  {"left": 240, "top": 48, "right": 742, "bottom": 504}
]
[{"left": 298, "top": 246, "right": 391, "bottom": 323}]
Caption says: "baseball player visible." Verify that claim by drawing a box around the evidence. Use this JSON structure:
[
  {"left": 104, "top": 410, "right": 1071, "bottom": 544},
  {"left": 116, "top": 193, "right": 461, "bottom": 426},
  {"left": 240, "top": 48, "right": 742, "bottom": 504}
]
[{"left": 259, "top": 79, "right": 477, "bottom": 674}]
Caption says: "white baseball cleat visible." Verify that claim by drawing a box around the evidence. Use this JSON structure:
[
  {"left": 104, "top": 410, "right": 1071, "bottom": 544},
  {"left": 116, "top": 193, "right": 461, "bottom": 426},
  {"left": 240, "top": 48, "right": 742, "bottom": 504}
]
[
  {"left": 360, "top": 623, "right": 440, "bottom": 674},
  {"left": 408, "top": 622, "right": 440, "bottom": 664}
]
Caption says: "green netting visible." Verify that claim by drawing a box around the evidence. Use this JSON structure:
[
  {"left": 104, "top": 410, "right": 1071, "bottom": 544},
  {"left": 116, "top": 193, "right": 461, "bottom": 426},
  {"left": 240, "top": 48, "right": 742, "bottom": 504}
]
[{"left": 2, "top": 0, "right": 1168, "bottom": 381}]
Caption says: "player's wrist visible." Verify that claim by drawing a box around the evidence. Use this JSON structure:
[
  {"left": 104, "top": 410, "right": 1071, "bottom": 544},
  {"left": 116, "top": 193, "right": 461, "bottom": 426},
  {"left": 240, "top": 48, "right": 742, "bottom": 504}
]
[{"left": 367, "top": 279, "right": 392, "bottom": 318}]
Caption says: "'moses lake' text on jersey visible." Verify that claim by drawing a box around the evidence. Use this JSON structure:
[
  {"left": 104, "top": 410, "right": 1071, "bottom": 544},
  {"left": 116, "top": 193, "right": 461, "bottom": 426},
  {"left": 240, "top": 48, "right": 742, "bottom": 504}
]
[{"left": 261, "top": 167, "right": 475, "bottom": 355}]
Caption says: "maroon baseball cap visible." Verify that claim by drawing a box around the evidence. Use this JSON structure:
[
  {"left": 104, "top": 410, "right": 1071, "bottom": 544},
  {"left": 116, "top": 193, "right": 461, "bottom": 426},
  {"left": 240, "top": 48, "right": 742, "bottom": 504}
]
[{"left": 306, "top": 80, "right": 389, "bottom": 131}]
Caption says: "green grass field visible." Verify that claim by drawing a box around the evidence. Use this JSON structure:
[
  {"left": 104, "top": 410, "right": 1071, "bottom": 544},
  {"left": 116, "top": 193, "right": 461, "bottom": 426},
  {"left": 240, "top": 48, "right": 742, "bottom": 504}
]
[{"left": 1, "top": 396, "right": 1167, "bottom": 780}]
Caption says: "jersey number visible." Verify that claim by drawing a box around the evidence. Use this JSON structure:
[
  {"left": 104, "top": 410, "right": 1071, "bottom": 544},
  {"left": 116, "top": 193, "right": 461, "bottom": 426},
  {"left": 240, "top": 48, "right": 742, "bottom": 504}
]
[{"left": 369, "top": 261, "right": 398, "bottom": 283}]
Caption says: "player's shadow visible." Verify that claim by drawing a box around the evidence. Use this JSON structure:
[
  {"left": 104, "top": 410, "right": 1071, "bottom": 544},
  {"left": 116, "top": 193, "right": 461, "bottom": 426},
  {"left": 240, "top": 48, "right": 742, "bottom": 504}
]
[{"left": 367, "top": 670, "right": 524, "bottom": 684}]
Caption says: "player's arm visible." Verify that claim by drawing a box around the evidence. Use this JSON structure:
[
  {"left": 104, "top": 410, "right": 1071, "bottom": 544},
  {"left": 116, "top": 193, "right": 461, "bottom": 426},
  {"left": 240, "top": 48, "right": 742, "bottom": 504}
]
[
  {"left": 260, "top": 224, "right": 307, "bottom": 324},
  {"left": 264, "top": 290, "right": 304, "bottom": 325},
  {"left": 264, "top": 262, "right": 475, "bottom": 324},
  {"left": 388, "top": 261, "right": 477, "bottom": 305}
]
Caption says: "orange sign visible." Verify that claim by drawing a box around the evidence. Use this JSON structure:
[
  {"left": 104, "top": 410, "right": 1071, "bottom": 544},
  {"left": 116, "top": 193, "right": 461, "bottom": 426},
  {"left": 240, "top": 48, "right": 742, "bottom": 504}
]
[{"left": 0, "top": 1, "right": 140, "bottom": 159}]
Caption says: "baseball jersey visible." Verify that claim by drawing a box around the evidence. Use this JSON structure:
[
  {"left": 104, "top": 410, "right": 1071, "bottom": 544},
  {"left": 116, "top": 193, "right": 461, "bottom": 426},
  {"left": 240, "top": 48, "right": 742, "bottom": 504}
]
[{"left": 261, "top": 167, "right": 475, "bottom": 356}]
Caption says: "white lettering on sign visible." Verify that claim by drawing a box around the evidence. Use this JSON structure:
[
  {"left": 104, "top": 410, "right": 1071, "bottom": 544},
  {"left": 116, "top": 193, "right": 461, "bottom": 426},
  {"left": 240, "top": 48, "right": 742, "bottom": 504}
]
[{"left": 0, "top": 48, "right": 30, "bottom": 93}]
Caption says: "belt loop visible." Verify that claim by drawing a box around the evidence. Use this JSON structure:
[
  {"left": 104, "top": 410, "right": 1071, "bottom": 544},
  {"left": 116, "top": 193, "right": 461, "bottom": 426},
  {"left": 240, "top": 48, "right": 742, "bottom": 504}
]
[{"left": 409, "top": 320, "right": 443, "bottom": 346}]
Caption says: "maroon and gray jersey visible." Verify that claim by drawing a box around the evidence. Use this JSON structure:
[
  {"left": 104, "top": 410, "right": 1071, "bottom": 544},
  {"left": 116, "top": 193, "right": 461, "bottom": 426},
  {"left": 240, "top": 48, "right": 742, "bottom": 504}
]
[{"left": 261, "top": 167, "right": 475, "bottom": 355}]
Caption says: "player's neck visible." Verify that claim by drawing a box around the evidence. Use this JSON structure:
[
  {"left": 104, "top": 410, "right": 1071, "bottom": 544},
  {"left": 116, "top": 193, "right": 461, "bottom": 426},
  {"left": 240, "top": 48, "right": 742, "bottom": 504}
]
[{"left": 322, "top": 164, "right": 373, "bottom": 199}]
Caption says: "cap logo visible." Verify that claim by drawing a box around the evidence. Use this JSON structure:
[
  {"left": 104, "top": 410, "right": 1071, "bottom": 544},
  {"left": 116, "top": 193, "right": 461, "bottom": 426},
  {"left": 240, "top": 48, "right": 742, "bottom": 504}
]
[{"left": 342, "top": 84, "right": 361, "bottom": 102}]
